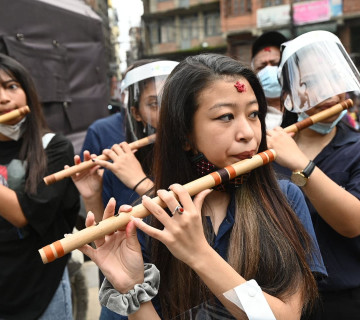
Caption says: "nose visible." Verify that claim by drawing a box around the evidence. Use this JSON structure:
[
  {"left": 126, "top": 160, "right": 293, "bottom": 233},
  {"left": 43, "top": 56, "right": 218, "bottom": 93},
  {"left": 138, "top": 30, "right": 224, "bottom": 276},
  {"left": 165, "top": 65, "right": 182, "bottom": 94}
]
[
  {"left": 235, "top": 117, "right": 255, "bottom": 142},
  {"left": 0, "top": 87, "right": 10, "bottom": 105}
]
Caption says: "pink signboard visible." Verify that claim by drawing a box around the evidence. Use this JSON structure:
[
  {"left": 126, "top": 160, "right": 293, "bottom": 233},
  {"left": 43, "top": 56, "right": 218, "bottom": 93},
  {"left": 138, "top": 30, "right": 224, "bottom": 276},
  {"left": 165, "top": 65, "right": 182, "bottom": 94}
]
[{"left": 293, "top": 0, "right": 330, "bottom": 25}]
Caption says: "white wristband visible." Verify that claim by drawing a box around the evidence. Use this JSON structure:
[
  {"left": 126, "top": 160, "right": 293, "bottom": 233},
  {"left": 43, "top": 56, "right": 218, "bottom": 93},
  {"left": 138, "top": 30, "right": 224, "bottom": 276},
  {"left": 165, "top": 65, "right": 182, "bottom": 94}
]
[{"left": 223, "top": 279, "right": 276, "bottom": 320}]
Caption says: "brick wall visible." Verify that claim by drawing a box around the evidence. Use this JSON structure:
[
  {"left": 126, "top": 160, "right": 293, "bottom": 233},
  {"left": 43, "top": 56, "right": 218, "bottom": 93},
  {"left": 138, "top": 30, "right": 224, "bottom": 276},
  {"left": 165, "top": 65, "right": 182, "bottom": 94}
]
[{"left": 343, "top": 0, "right": 360, "bottom": 14}]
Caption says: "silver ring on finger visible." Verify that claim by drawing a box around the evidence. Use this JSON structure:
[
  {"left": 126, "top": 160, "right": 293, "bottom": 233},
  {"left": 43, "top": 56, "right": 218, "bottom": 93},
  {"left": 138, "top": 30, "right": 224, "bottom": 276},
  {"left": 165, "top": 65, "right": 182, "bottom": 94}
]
[{"left": 172, "top": 205, "right": 184, "bottom": 215}]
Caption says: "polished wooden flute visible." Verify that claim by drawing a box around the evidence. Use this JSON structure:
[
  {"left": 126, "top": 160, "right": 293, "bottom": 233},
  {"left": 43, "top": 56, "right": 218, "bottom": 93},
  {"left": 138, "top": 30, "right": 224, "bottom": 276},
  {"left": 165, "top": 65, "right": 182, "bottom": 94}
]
[
  {"left": 43, "top": 133, "right": 156, "bottom": 185},
  {"left": 38, "top": 99, "right": 352, "bottom": 264},
  {"left": 0, "top": 106, "right": 30, "bottom": 123}
]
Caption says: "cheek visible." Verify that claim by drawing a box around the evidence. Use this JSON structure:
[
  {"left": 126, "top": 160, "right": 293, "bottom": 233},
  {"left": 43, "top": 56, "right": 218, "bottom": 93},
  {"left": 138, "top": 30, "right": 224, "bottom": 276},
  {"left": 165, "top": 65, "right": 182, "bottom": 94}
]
[
  {"left": 16, "top": 90, "right": 27, "bottom": 105},
  {"left": 151, "top": 111, "right": 159, "bottom": 128}
]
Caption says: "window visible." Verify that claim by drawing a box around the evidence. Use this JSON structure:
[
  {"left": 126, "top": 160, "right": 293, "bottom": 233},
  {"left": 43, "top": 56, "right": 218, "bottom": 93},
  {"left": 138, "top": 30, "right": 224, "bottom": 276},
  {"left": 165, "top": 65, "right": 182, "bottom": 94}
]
[
  {"left": 149, "top": 22, "right": 160, "bottom": 45},
  {"left": 160, "top": 20, "right": 175, "bottom": 43},
  {"left": 263, "top": 0, "right": 283, "bottom": 6},
  {"left": 224, "top": 0, "right": 252, "bottom": 16},
  {"left": 181, "top": 16, "right": 198, "bottom": 41},
  {"left": 204, "top": 12, "right": 221, "bottom": 37}
]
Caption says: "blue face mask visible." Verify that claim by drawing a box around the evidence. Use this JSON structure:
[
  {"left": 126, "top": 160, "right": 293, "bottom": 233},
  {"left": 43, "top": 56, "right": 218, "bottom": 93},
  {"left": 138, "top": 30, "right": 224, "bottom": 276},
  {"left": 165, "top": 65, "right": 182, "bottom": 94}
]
[
  {"left": 297, "top": 110, "right": 347, "bottom": 135},
  {"left": 257, "top": 66, "right": 282, "bottom": 98}
]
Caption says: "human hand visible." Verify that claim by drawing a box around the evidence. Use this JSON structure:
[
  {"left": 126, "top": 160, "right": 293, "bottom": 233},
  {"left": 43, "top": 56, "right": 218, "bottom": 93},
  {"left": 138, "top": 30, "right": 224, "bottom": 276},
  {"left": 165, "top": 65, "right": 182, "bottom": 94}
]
[
  {"left": 68, "top": 150, "right": 103, "bottom": 199},
  {"left": 266, "top": 127, "right": 309, "bottom": 171},
  {"left": 131, "top": 184, "right": 213, "bottom": 268},
  {"left": 78, "top": 198, "right": 144, "bottom": 293},
  {"left": 93, "top": 142, "right": 146, "bottom": 190}
]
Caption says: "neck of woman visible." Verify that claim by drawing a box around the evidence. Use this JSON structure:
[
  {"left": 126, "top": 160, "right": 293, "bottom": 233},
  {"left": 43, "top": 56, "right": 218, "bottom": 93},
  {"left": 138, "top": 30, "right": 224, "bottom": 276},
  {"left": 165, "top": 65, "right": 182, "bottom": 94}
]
[{"left": 203, "top": 190, "right": 230, "bottom": 235}]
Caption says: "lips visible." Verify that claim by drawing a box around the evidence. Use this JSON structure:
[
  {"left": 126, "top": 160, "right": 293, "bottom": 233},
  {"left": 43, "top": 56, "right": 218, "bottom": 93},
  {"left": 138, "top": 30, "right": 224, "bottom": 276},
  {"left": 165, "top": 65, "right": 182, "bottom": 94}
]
[
  {"left": 233, "top": 151, "right": 255, "bottom": 160},
  {"left": 0, "top": 108, "right": 17, "bottom": 116}
]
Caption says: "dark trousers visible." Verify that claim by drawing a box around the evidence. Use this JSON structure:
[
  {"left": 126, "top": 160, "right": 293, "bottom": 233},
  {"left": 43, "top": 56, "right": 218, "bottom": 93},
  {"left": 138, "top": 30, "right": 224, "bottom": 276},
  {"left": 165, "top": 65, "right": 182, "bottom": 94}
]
[{"left": 303, "top": 287, "right": 360, "bottom": 320}]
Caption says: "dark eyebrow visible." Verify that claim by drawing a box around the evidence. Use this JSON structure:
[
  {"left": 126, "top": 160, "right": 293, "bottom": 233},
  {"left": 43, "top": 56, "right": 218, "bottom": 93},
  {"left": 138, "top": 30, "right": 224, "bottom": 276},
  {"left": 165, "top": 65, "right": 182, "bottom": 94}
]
[
  {"left": 145, "top": 95, "right": 158, "bottom": 100},
  {"left": 1, "top": 79, "right": 18, "bottom": 85},
  {"left": 209, "top": 99, "right": 258, "bottom": 110}
]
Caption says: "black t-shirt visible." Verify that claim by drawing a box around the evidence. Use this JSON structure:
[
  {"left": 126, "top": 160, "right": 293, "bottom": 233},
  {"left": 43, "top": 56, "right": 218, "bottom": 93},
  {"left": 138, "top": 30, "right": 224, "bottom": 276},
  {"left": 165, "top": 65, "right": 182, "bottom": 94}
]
[{"left": 0, "top": 134, "right": 80, "bottom": 320}]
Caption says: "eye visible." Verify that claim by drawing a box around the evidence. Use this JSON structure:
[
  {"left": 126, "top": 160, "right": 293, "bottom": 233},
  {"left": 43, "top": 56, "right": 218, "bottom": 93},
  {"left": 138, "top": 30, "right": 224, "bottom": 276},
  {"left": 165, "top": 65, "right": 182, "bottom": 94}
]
[
  {"left": 7, "top": 82, "right": 20, "bottom": 90},
  {"left": 217, "top": 113, "right": 234, "bottom": 122},
  {"left": 256, "top": 65, "right": 265, "bottom": 73},
  {"left": 249, "top": 111, "right": 259, "bottom": 119},
  {"left": 147, "top": 102, "right": 159, "bottom": 110}
]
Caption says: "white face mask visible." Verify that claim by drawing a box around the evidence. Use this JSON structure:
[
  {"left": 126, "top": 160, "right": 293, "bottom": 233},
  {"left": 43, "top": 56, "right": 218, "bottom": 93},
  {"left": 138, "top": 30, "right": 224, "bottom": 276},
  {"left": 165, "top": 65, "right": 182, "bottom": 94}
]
[
  {"left": 297, "top": 110, "right": 347, "bottom": 135},
  {"left": 258, "top": 66, "right": 282, "bottom": 98},
  {"left": 265, "top": 106, "right": 283, "bottom": 130},
  {"left": 0, "top": 117, "right": 26, "bottom": 141}
]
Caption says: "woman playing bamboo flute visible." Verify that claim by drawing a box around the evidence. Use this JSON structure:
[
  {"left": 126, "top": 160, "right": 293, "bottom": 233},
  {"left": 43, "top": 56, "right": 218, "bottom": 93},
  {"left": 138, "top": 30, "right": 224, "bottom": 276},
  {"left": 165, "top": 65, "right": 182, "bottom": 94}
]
[
  {"left": 71, "top": 60, "right": 178, "bottom": 320},
  {"left": 267, "top": 31, "right": 360, "bottom": 320},
  {"left": 79, "top": 54, "right": 326, "bottom": 319},
  {"left": 73, "top": 60, "right": 178, "bottom": 222},
  {"left": 0, "top": 54, "right": 79, "bottom": 319}
]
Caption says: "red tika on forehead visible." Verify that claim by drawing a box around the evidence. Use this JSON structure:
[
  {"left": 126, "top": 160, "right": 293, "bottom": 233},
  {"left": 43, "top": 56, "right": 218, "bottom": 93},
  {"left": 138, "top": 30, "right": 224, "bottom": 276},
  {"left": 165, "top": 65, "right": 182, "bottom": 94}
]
[
  {"left": 234, "top": 81, "right": 246, "bottom": 92},
  {"left": 263, "top": 47, "right": 271, "bottom": 52}
]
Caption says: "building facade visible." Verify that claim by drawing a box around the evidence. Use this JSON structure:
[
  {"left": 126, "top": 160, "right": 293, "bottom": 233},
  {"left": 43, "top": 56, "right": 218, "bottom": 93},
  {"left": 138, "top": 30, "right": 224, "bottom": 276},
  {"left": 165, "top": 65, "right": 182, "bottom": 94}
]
[
  {"left": 222, "top": 0, "right": 360, "bottom": 66},
  {"left": 139, "top": 0, "right": 360, "bottom": 68},
  {"left": 140, "top": 0, "right": 227, "bottom": 60}
]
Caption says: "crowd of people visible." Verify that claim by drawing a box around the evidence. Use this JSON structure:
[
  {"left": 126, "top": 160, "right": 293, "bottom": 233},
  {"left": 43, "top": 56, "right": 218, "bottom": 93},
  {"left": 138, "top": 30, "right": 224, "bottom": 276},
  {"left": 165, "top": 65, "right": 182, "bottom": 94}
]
[{"left": 1, "top": 29, "right": 360, "bottom": 320}]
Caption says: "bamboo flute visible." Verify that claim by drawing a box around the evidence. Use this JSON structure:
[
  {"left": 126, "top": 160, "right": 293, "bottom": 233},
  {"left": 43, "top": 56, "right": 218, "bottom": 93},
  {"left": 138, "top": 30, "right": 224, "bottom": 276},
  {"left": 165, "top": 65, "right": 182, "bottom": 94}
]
[
  {"left": 38, "top": 99, "right": 352, "bottom": 264},
  {"left": 284, "top": 98, "right": 353, "bottom": 133},
  {"left": 43, "top": 133, "right": 156, "bottom": 185},
  {"left": 0, "top": 106, "right": 30, "bottom": 123}
]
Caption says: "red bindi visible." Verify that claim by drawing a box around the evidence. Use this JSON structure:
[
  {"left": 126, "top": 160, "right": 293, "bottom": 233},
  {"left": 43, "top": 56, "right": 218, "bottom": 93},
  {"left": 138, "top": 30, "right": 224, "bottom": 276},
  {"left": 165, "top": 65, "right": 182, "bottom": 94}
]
[
  {"left": 234, "top": 81, "right": 246, "bottom": 93},
  {"left": 263, "top": 47, "right": 271, "bottom": 52}
]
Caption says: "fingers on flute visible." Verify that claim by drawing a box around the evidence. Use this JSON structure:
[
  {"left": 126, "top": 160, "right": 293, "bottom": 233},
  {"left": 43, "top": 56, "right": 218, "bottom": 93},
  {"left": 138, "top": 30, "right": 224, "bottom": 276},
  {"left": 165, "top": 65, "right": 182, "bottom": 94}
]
[
  {"left": 83, "top": 150, "right": 92, "bottom": 161},
  {"left": 134, "top": 196, "right": 168, "bottom": 236},
  {"left": 125, "top": 220, "right": 142, "bottom": 252},
  {"left": 168, "top": 184, "right": 195, "bottom": 210},
  {"left": 74, "top": 154, "right": 82, "bottom": 165},
  {"left": 85, "top": 211, "right": 96, "bottom": 227},
  {"left": 85, "top": 211, "right": 106, "bottom": 247},
  {"left": 103, "top": 198, "right": 117, "bottom": 220},
  {"left": 130, "top": 215, "right": 161, "bottom": 240},
  {"left": 157, "top": 189, "right": 181, "bottom": 216},
  {"left": 77, "top": 244, "right": 96, "bottom": 261},
  {"left": 119, "top": 141, "right": 132, "bottom": 153},
  {"left": 92, "top": 156, "right": 110, "bottom": 169},
  {"left": 192, "top": 189, "right": 213, "bottom": 214},
  {"left": 116, "top": 204, "right": 133, "bottom": 231}
]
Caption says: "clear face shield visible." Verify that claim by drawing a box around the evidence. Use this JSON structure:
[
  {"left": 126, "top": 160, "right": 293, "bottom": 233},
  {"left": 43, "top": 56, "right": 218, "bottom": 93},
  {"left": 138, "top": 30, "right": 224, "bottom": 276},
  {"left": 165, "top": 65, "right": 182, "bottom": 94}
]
[
  {"left": 278, "top": 31, "right": 360, "bottom": 113},
  {"left": 122, "top": 61, "right": 179, "bottom": 141}
]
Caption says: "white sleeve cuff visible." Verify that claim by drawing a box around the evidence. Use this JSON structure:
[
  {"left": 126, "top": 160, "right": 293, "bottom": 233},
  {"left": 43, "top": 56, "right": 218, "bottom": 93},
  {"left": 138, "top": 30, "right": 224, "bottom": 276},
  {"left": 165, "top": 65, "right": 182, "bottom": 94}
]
[{"left": 223, "top": 279, "right": 276, "bottom": 320}]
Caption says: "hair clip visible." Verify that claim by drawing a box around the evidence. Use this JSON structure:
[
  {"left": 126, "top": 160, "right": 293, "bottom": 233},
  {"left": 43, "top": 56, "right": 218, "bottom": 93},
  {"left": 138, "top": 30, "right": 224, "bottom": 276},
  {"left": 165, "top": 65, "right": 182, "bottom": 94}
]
[
  {"left": 234, "top": 81, "right": 246, "bottom": 93},
  {"left": 263, "top": 47, "right": 271, "bottom": 52}
]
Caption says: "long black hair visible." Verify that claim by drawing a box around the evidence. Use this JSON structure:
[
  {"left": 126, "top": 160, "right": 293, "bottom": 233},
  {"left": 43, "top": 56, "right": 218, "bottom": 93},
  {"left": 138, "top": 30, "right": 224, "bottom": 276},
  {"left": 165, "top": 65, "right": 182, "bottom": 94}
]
[
  {"left": 151, "top": 53, "right": 318, "bottom": 318},
  {"left": 0, "top": 53, "right": 49, "bottom": 194}
]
